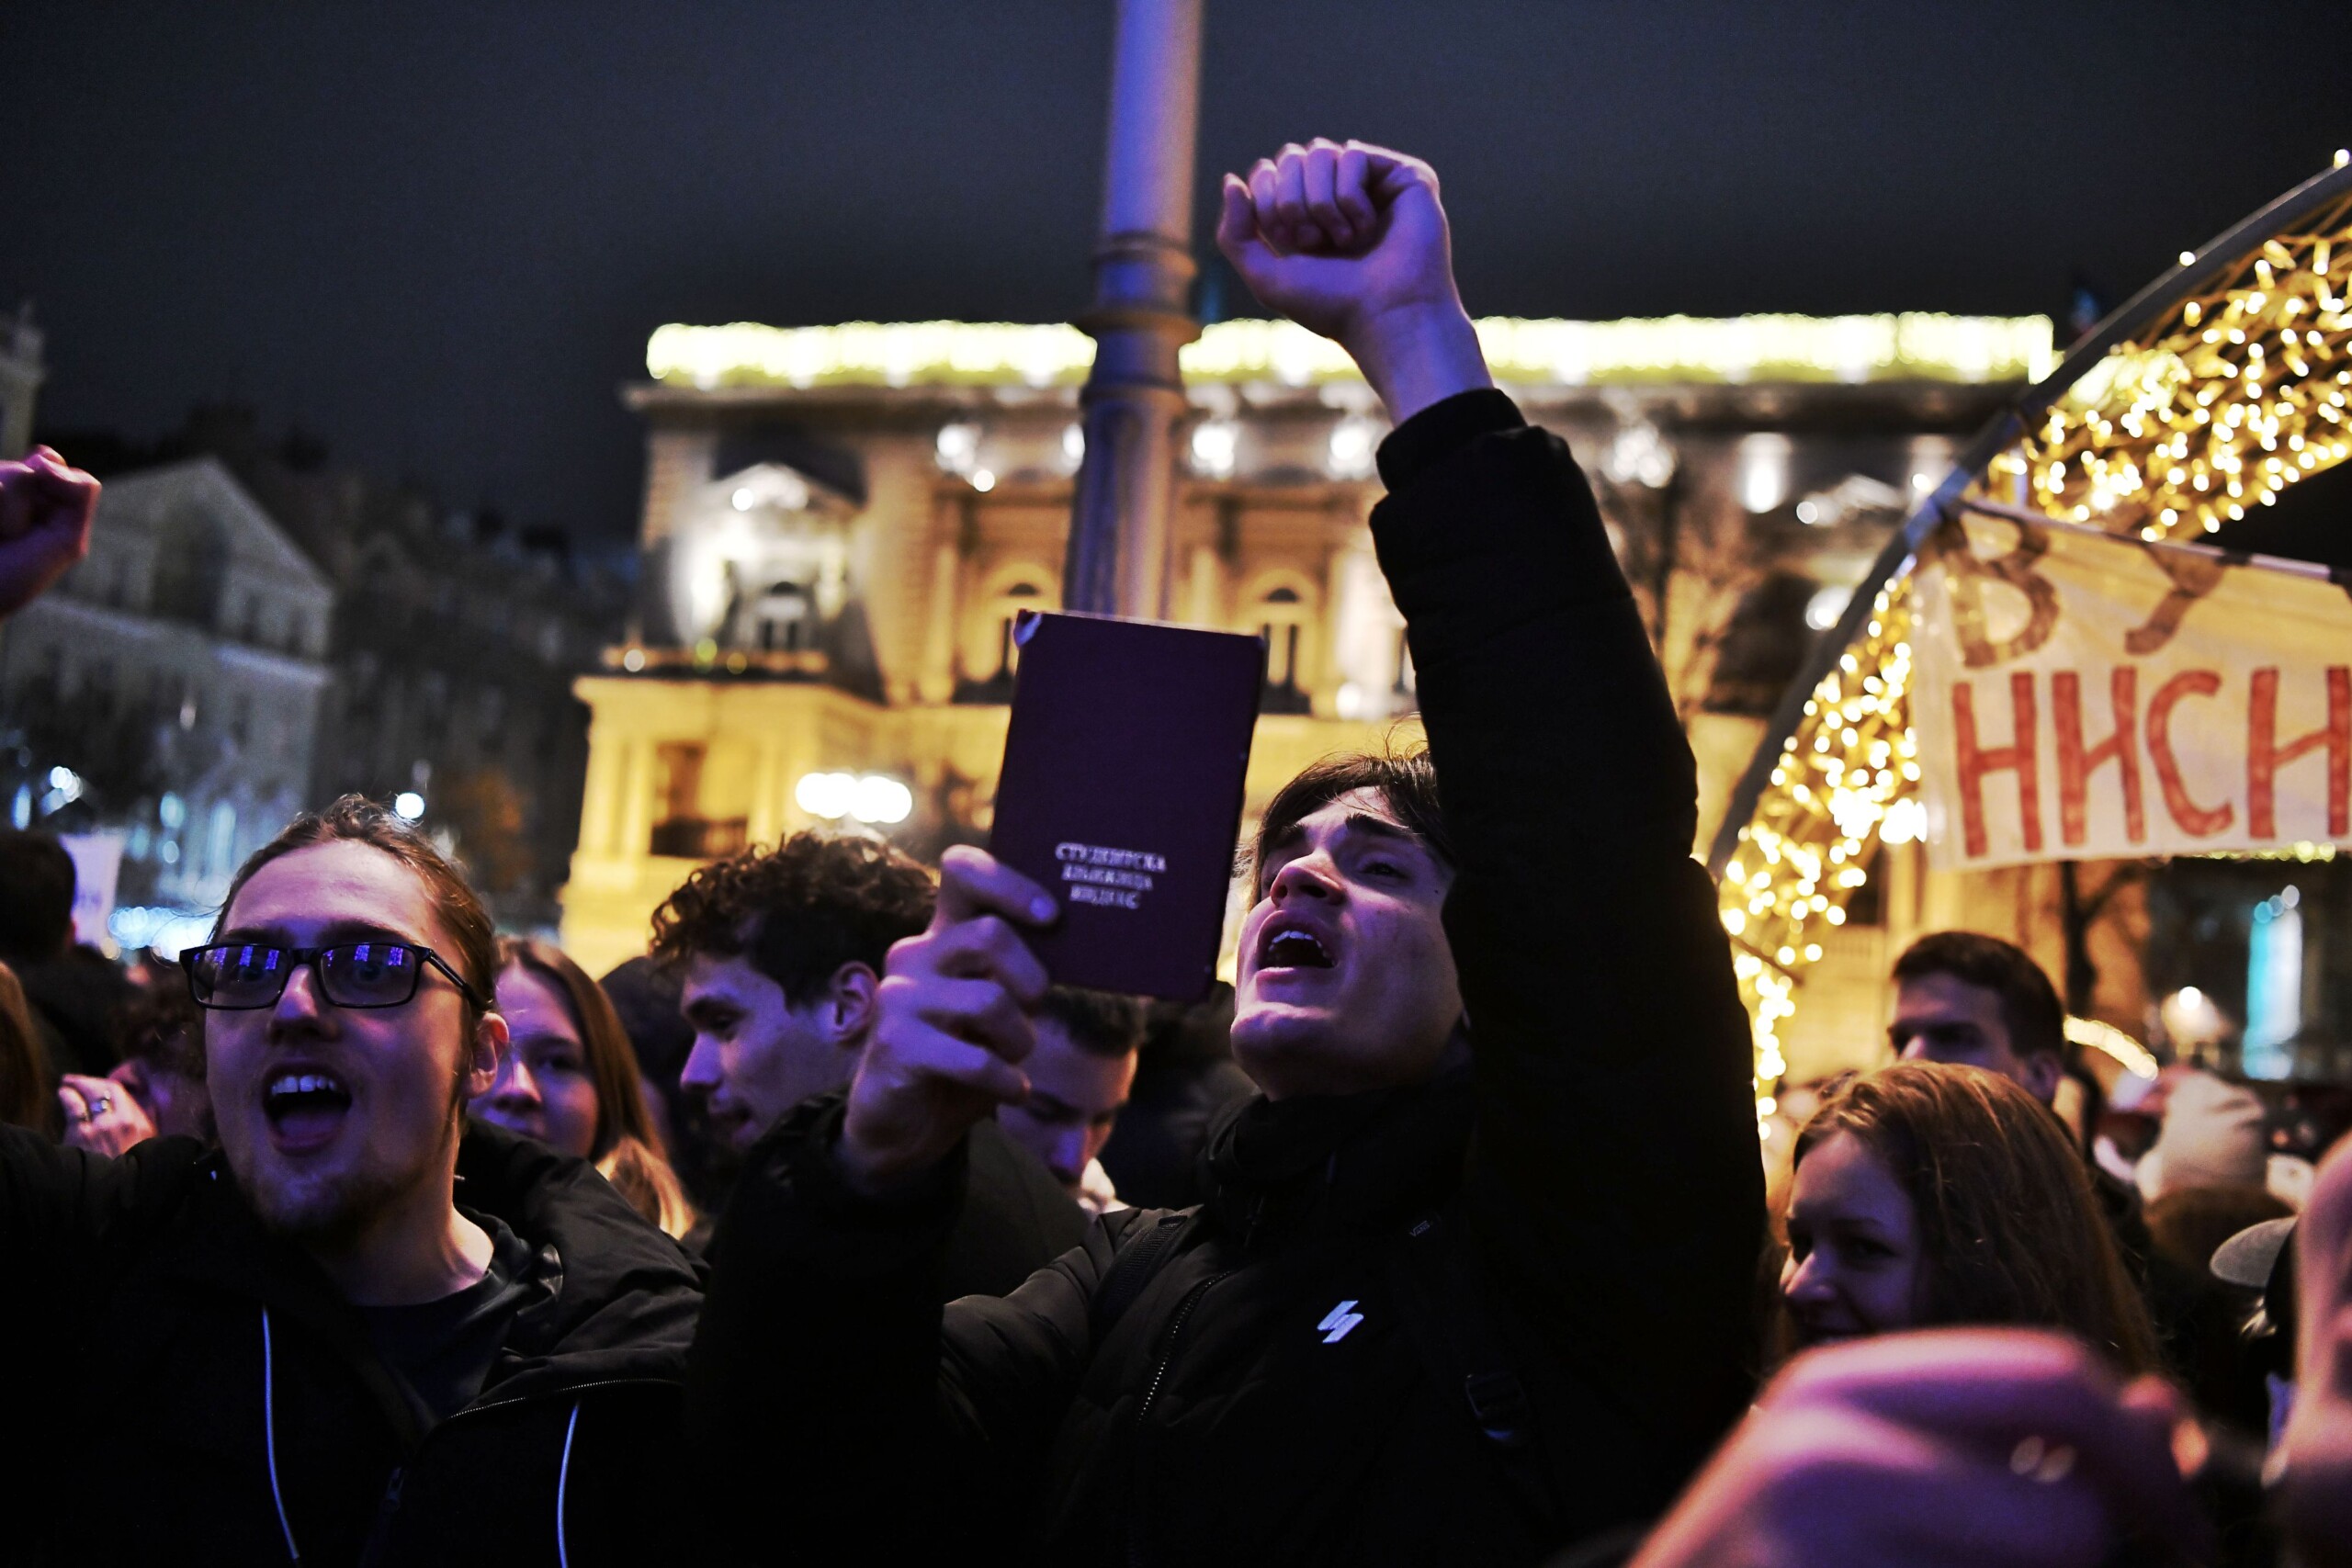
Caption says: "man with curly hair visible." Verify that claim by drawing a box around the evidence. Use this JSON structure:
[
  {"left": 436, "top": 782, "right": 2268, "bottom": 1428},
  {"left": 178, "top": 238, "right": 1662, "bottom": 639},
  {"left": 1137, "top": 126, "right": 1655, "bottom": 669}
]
[{"left": 651, "top": 832, "right": 1085, "bottom": 1296}]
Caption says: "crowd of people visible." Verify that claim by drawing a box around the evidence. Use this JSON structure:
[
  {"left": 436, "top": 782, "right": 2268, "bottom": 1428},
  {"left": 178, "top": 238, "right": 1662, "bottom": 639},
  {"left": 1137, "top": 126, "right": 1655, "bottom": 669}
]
[{"left": 2, "top": 139, "right": 2349, "bottom": 1566}]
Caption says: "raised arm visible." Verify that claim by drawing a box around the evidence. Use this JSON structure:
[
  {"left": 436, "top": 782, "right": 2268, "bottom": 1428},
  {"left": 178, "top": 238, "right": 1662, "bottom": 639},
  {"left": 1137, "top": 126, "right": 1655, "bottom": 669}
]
[{"left": 1220, "top": 140, "right": 1763, "bottom": 1472}]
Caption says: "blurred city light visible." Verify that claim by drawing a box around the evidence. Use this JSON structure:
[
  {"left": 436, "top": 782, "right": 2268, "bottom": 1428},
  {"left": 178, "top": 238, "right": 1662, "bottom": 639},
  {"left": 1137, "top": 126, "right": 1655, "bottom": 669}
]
[
  {"left": 392, "top": 791, "right": 426, "bottom": 822},
  {"left": 796, "top": 771, "right": 912, "bottom": 825}
]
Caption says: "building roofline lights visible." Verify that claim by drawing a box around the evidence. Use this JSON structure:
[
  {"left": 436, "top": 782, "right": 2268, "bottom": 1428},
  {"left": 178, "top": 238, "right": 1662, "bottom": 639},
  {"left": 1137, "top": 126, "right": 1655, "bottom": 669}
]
[{"left": 646, "top": 314, "right": 2056, "bottom": 393}]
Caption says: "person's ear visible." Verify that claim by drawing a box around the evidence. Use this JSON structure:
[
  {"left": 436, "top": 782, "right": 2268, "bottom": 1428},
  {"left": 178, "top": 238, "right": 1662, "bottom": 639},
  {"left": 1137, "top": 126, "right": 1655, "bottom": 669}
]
[
  {"left": 2022, "top": 1050, "right": 2064, "bottom": 1105},
  {"left": 825, "top": 964, "right": 880, "bottom": 1048},
  {"left": 467, "top": 1011, "right": 508, "bottom": 1100}
]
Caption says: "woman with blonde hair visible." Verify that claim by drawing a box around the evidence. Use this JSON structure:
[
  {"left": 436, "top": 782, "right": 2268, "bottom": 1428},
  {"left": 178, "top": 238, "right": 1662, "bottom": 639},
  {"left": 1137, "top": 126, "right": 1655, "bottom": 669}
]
[
  {"left": 0, "top": 962, "right": 51, "bottom": 1134},
  {"left": 1780, "top": 1060, "right": 2156, "bottom": 1373},
  {"left": 473, "top": 936, "right": 696, "bottom": 1241}
]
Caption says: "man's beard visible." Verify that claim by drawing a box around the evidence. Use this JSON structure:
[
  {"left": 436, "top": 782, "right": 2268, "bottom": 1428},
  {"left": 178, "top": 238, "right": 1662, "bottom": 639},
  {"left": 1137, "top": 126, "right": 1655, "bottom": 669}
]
[
  {"left": 247, "top": 1083, "right": 468, "bottom": 1248},
  {"left": 249, "top": 1156, "right": 422, "bottom": 1248}
]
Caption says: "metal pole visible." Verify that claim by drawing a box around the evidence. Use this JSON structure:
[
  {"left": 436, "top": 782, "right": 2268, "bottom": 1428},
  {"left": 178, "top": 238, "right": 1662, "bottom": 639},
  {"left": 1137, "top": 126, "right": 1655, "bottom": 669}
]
[{"left": 1061, "top": 0, "right": 1202, "bottom": 620}]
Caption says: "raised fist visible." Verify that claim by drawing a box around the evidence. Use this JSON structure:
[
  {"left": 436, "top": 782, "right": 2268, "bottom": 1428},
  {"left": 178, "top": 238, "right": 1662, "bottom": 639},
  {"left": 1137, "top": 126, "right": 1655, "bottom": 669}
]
[
  {"left": 1216, "top": 141, "right": 1489, "bottom": 423},
  {"left": 0, "top": 445, "right": 98, "bottom": 617}
]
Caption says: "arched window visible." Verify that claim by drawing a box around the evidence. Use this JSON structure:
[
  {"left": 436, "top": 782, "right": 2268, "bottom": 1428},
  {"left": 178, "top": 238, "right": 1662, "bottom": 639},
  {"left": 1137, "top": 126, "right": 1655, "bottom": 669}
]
[
  {"left": 993, "top": 581, "right": 1040, "bottom": 678},
  {"left": 1253, "top": 581, "right": 1314, "bottom": 715},
  {"left": 152, "top": 506, "right": 229, "bottom": 627},
  {"left": 753, "top": 581, "right": 811, "bottom": 651}
]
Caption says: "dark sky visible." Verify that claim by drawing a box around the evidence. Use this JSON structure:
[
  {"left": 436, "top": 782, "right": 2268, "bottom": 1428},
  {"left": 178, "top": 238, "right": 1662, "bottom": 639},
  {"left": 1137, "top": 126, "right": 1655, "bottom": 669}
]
[{"left": 6, "top": 1, "right": 2349, "bottom": 543}]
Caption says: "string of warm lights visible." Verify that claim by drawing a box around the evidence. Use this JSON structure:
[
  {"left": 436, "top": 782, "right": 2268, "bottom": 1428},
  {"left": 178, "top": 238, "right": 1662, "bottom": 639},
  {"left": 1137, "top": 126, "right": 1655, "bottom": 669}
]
[
  {"left": 1724, "top": 176, "right": 2352, "bottom": 1134},
  {"left": 2013, "top": 197, "right": 2352, "bottom": 541},
  {"left": 646, "top": 313, "right": 2052, "bottom": 391}
]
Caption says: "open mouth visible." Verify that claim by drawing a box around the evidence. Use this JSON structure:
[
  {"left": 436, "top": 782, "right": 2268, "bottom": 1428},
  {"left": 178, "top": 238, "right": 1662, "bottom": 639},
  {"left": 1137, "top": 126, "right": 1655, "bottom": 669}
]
[
  {"left": 1257, "top": 925, "right": 1335, "bottom": 972},
  {"left": 264, "top": 1068, "right": 353, "bottom": 1151}
]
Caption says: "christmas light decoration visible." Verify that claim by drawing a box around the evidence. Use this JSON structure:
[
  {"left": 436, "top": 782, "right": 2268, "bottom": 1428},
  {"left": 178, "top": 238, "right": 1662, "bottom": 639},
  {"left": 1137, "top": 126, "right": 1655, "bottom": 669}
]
[
  {"left": 646, "top": 314, "right": 2052, "bottom": 392},
  {"left": 1720, "top": 167, "right": 2352, "bottom": 1132}
]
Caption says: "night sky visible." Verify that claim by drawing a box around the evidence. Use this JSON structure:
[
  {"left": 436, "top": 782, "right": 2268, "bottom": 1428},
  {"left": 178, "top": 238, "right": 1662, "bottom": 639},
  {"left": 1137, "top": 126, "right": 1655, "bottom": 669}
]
[{"left": 7, "top": 1, "right": 2349, "bottom": 544}]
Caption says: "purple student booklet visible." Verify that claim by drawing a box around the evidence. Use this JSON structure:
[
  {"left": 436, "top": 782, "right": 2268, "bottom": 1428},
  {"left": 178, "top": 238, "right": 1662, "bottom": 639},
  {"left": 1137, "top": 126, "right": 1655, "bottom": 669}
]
[{"left": 989, "top": 610, "right": 1264, "bottom": 1001}]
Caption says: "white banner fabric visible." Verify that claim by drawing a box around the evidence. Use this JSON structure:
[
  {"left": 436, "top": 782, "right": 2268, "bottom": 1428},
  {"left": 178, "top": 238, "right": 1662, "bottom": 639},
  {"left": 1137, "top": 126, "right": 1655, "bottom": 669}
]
[{"left": 1911, "top": 510, "right": 2350, "bottom": 871}]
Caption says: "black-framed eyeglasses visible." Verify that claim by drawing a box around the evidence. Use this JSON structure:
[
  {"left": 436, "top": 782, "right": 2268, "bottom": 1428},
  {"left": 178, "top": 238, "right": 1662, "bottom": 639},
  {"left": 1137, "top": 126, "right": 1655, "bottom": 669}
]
[{"left": 182, "top": 942, "right": 490, "bottom": 1012}]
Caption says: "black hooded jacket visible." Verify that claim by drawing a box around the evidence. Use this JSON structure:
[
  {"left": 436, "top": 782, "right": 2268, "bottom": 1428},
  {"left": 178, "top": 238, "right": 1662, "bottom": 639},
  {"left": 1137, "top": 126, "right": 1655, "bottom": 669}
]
[
  {"left": 0, "top": 1120, "right": 702, "bottom": 1566},
  {"left": 685, "top": 391, "right": 1766, "bottom": 1564}
]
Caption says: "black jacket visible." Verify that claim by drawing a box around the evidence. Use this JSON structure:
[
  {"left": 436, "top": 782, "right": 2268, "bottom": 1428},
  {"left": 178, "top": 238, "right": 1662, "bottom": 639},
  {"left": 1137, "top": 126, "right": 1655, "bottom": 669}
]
[
  {"left": 0, "top": 1121, "right": 702, "bottom": 1566},
  {"left": 686, "top": 391, "right": 1765, "bottom": 1564},
  {"left": 942, "top": 1112, "right": 1092, "bottom": 1295}
]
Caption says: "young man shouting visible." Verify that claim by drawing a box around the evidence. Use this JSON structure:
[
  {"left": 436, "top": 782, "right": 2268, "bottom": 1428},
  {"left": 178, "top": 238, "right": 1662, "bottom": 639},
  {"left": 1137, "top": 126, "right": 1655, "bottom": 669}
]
[
  {"left": 0, "top": 798, "right": 701, "bottom": 1566},
  {"left": 687, "top": 141, "right": 1763, "bottom": 1564}
]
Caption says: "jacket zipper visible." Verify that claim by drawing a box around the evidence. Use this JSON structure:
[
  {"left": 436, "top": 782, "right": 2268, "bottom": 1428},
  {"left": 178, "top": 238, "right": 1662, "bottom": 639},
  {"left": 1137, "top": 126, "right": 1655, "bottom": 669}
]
[
  {"left": 357, "top": 1378, "right": 669, "bottom": 1558},
  {"left": 1127, "top": 1270, "right": 1227, "bottom": 1567}
]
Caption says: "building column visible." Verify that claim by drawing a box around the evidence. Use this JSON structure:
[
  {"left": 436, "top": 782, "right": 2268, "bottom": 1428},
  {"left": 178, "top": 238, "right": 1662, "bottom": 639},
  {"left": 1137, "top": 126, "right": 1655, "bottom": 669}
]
[
  {"left": 578, "top": 726, "right": 624, "bottom": 857},
  {"left": 617, "top": 739, "right": 657, "bottom": 863},
  {"left": 747, "top": 739, "right": 784, "bottom": 847},
  {"left": 1184, "top": 541, "right": 1222, "bottom": 628},
  {"left": 916, "top": 531, "right": 962, "bottom": 704},
  {"left": 1313, "top": 542, "right": 1352, "bottom": 716}
]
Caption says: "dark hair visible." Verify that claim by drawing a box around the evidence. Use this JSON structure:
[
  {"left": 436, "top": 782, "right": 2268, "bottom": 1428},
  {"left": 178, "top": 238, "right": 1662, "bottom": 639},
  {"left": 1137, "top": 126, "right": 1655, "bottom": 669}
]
[
  {"left": 496, "top": 937, "right": 695, "bottom": 1239},
  {"left": 210, "top": 795, "right": 497, "bottom": 1029},
  {"left": 0, "top": 829, "right": 76, "bottom": 961},
  {"left": 1245, "top": 748, "right": 1452, "bottom": 899},
  {"left": 118, "top": 970, "right": 205, "bottom": 1081},
  {"left": 1792, "top": 1062, "right": 2156, "bottom": 1372},
  {"left": 649, "top": 832, "right": 935, "bottom": 1005},
  {"left": 1036, "top": 987, "right": 1146, "bottom": 1060},
  {"left": 1892, "top": 931, "right": 2066, "bottom": 1064}
]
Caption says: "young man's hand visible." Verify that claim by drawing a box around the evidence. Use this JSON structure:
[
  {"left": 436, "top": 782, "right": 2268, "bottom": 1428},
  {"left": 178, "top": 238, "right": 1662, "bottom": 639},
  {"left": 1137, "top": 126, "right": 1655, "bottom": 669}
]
[
  {"left": 837, "top": 846, "right": 1056, "bottom": 1194},
  {"left": 1215, "top": 139, "right": 1491, "bottom": 424},
  {"left": 1631, "top": 1330, "right": 2209, "bottom": 1568},
  {"left": 0, "top": 446, "right": 98, "bottom": 618},
  {"left": 60, "top": 1070, "right": 161, "bottom": 1157}
]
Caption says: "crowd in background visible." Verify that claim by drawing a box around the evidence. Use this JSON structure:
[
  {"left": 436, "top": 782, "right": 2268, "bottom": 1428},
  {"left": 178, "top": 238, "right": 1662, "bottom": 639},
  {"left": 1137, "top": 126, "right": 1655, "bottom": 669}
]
[{"left": 5, "top": 138, "right": 2352, "bottom": 1567}]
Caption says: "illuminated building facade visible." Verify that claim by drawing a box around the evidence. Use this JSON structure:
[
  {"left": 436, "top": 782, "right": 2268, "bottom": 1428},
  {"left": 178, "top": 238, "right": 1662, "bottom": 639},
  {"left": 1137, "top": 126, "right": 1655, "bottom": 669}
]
[
  {"left": 558, "top": 314, "right": 2052, "bottom": 978},
  {"left": 0, "top": 458, "right": 335, "bottom": 921}
]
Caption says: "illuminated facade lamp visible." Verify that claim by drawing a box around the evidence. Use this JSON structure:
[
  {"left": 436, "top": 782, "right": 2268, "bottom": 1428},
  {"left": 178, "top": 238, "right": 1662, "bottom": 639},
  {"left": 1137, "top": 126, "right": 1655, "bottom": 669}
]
[
  {"left": 935, "top": 422, "right": 981, "bottom": 475},
  {"left": 796, "top": 771, "right": 912, "bottom": 827},
  {"left": 1190, "top": 420, "right": 1238, "bottom": 479},
  {"left": 1737, "top": 433, "right": 1792, "bottom": 513}
]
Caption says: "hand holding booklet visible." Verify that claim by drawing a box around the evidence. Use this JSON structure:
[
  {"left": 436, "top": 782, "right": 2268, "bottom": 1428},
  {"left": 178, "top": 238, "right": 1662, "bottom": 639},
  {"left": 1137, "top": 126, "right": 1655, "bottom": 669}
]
[{"left": 989, "top": 611, "right": 1264, "bottom": 1001}]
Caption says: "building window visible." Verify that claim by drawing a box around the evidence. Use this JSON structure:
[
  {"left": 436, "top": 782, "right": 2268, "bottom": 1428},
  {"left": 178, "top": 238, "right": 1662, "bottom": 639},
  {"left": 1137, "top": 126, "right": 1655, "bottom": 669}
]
[
  {"left": 648, "top": 742, "right": 748, "bottom": 859},
  {"left": 956, "top": 576, "right": 1046, "bottom": 705},
  {"left": 1255, "top": 583, "right": 1313, "bottom": 716},
  {"left": 752, "top": 581, "right": 811, "bottom": 651}
]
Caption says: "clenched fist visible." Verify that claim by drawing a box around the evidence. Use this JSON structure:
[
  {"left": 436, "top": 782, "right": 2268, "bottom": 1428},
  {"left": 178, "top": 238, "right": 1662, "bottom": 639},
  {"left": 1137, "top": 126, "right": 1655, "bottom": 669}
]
[
  {"left": 0, "top": 445, "right": 98, "bottom": 617},
  {"left": 1216, "top": 140, "right": 1490, "bottom": 424}
]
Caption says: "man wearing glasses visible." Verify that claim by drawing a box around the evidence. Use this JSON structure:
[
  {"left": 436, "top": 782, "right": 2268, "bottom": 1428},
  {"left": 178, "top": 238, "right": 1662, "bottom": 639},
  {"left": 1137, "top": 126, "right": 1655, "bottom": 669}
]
[{"left": 0, "top": 796, "right": 702, "bottom": 1566}]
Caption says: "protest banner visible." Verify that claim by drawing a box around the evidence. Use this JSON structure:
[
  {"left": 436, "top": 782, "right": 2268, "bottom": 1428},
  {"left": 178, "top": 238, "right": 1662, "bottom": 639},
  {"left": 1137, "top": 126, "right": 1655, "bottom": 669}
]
[{"left": 1912, "top": 503, "right": 2350, "bottom": 871}]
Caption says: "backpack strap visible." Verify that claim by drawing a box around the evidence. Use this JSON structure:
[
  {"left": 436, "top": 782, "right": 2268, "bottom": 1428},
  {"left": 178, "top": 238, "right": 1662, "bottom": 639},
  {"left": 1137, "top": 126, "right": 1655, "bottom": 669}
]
[
  {"left": 1090, "top": 1210, "right": 1191, "bottom": 1340},
  {"left": 1383, "top": 1211, "right": 1558, "bottom": 1536}
]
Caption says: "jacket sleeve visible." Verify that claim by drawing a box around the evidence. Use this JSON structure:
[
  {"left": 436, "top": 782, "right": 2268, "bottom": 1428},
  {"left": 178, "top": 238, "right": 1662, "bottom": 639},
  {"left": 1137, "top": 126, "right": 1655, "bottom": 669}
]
[
  {"left": 0, "top": 1128, "right": 201, "bottom": 1410},
  {"left": 1368, "top": 392, "right": 1765, "bottom": 1472},
  {"left": 684, "top": 1094, "right": 1141, "bottom": 1562}
]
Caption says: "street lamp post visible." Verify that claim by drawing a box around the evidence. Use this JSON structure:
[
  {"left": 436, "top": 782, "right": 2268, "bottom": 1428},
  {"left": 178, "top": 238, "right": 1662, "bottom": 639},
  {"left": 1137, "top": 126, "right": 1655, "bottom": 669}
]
[{"left": 1060, "top": 0, "right": 1203, "bottom": 620}]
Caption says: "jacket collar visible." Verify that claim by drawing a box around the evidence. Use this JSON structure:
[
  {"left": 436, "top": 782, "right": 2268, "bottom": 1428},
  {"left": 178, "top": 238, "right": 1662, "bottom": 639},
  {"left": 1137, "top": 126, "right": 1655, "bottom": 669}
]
[
  {"left": 452, "top": 1122, "right": 703, "bottom": 1403},
  {"left": 169, "top": 1125, "right": 702, "bottom": 1412},
  {"left": 1202, "top": 1064, "right": 1475, "bottom": 1242}
]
